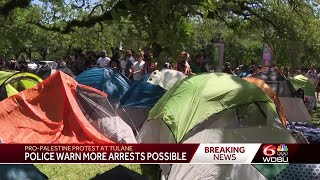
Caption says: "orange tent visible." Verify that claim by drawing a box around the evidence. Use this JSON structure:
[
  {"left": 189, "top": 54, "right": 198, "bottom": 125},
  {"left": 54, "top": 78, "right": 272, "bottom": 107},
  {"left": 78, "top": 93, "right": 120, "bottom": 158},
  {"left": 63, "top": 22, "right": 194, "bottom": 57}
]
[
  {"left": 244, "top": 77, "right": 287, "bottom": 127},
  {"left": 0, "top": 71, "right": 115, "bottom": 144}
]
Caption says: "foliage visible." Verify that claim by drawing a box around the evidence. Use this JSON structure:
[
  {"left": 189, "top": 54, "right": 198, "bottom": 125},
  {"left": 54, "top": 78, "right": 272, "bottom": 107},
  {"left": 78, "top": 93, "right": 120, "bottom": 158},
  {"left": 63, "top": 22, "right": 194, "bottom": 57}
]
[{"left": 0, "top": 0, "right": 320, "bottom": 68}]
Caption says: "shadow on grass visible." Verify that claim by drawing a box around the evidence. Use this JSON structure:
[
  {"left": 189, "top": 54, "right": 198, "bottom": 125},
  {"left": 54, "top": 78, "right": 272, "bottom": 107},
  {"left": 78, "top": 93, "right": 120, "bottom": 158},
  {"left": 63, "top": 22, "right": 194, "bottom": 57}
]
[
  {"left": 140, "top": 165, "right": 160, "bottom": 180},
  {"left": 311, "top": 105, "right": 320, "bottom": 126}
]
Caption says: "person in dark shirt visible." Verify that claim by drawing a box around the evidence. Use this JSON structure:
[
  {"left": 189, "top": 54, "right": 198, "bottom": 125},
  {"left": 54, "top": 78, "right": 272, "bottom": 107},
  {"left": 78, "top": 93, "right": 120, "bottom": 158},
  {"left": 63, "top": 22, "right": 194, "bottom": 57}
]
[
  {"left": 109, "top": 51, "right": 122, "bottom": 72},
  {"left": 124, "top": 54, "right": 134, "bottom": 81},
  {"left": 143, "top": 52, "right": 156, "bottom": 74},
  {"left": 18, "top": 56, "right": 28, "bottom": 72}
]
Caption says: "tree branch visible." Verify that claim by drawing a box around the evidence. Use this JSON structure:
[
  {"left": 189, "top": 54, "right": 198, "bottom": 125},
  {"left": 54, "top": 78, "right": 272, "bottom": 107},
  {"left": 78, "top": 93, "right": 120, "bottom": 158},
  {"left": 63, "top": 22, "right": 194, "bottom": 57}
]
[{"left": 0, "top": 0, "right": 31, "bottom": 16}]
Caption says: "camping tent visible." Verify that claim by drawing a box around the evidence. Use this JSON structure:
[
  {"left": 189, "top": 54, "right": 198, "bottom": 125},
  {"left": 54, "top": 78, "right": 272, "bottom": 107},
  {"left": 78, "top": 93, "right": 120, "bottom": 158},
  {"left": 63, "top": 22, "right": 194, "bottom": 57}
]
[
  {"left": 139, "top": 73, "right": 296, "bottom": 179},
  {"left": 117, "top": 70, "right": 186, "bottom": 133},
  {"left": 253, "top": 67, "right": 311, "bottom": 123},
  {"left": 252, "top": 67, "right": 296, "bottom": 97},
  {"left": 0, "top": 71, "right": 42, "bottom": 101},
  {"left": 244, "top": 77, "right": 287, "bottom": 127},
  {"left": 290, "top": 75, "right": 317, "bottom": 111},
  {"left": 76, "top": 67, "right": 131, "bottom": 109},
  {"left": 0, "top": 71, "right": 136, "bottom": 143}
]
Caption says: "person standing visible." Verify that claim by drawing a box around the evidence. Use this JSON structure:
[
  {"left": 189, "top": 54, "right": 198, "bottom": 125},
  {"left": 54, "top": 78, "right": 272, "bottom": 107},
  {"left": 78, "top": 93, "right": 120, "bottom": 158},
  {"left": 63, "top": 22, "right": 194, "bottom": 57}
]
[
  {"left": 143, "top": 51, "right": 156, "bottom": 74},
  {"left": 109, "top": 51, "right": 122, "bottom": 72},
  {"left": 190, "top": 54, "right": 205, "bottom": 74},
  {"left": 96, "top": 50, "right": 111, "bottom": 68},
  {"left": 176, "top": 51, "right": 194, "bottom": 76},
  {"left": 307, "top": 66, "right": 318, "bottom": 86},
  {"left": 124, "top": 54, "right": 134, "bottom": 81},
  {"left": 133, "top": 53, "right": 145, "bottom": 82},
  {"left": 126, "top": 50, "right": 135, "bottom": 63}
]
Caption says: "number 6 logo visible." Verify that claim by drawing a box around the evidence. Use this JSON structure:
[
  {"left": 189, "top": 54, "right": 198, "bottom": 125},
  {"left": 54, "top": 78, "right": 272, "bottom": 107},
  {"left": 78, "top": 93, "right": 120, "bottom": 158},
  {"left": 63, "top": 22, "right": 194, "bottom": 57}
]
[{"left": 262, "top": 145, "right": 276, "bottom": 156}]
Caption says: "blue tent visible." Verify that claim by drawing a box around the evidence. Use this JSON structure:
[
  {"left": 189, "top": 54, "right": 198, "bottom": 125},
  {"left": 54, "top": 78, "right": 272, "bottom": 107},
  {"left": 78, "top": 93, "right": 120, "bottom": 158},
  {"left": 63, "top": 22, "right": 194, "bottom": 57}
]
[
  {"left": 76, "top": 68, "right": 132, "bottom": 103},
  {"left": 120, "top": 74, "right": 166, "bottom": 108},
  {"left": 116, "top": 74, "right": 166, "bottom": 132}
]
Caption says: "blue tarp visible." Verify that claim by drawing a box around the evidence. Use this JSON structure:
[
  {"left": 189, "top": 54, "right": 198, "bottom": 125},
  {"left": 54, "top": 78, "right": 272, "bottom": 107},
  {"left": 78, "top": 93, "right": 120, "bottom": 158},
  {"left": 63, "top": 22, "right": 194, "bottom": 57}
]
[
  {"left": 120, "top": 74, "right": 166, "bottom": 108},
  {"left": 287, "top": 122, "right": 320, "bottom": 144},
  {"left": 76, "top": 68, "right": 132, "bottom": 102}
]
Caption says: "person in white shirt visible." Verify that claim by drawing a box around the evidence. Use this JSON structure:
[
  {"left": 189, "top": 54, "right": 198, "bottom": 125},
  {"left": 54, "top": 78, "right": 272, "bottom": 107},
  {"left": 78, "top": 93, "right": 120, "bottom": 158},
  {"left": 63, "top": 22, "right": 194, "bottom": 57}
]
[
  {"left": 96, "top": 50, "right": 110, "bottom": 68},
  {"left": 133, "top": 53, "right": 145, "bottom": 81}
]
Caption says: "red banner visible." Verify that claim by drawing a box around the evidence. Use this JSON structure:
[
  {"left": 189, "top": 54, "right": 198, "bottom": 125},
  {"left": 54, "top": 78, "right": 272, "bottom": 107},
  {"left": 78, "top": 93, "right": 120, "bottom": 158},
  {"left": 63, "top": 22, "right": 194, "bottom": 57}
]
[
  {"left": 0, "top": 144, "right": 199, "bottom": 164},
  {"left": 1, "top": 144, "right": 320, "bottom": 164}
]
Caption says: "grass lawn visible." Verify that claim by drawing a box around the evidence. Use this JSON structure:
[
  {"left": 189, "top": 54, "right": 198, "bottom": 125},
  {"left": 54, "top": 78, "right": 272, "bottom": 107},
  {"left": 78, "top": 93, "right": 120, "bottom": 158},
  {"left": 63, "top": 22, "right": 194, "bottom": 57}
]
[
  {"left": 311, "top": 103, "right": 320, "bottom": 125},
  {"left": 36, "top": 164, "right": 159, "bottom": 180}
]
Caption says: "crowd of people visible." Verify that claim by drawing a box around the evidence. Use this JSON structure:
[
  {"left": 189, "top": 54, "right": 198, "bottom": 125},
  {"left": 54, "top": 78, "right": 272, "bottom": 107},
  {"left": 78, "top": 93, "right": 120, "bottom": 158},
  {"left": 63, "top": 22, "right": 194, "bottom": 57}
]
[
  {"left": 2, "top": 49, "right": 320, "bottom": 91},
  {"left": 66, "top": 49, "right": 212, "bottom": 81}
]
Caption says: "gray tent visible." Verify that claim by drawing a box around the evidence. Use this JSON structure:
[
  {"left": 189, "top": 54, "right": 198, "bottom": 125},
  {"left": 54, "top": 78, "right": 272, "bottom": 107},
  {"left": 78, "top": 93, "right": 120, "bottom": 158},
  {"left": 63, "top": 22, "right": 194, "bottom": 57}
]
[{"left": 76, "top": 85, "right": 137, "bottom": 143}]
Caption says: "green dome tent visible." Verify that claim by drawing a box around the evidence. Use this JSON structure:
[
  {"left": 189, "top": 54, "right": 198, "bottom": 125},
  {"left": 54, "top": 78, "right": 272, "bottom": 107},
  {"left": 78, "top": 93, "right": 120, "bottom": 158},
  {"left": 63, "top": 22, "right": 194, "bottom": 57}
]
[
  {"left": 139, "top": 73, "right": 296, "bottom": 180},
  {"left": 290, "top": 75, "right": 315, "bottom": 97},
  {"left": 0, "top": 71, "right": 42, "bottom": 101},
  {"left": 290, "top": 75, "right": 317, "bottom": 110}
]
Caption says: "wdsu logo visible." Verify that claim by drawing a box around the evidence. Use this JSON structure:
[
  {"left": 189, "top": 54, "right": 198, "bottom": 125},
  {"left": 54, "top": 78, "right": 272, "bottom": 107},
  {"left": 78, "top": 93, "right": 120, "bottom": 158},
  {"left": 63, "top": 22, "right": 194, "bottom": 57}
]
[{"left": 262, "top": 144, "right": 288, "bottom": 163}]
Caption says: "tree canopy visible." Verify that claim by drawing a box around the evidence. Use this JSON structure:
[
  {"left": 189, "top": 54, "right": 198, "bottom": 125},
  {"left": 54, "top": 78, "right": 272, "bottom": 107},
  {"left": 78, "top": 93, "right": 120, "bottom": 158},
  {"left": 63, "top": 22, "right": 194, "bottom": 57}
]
[{"left": 1, "top": 0, "right": 320, "bottom": 67}]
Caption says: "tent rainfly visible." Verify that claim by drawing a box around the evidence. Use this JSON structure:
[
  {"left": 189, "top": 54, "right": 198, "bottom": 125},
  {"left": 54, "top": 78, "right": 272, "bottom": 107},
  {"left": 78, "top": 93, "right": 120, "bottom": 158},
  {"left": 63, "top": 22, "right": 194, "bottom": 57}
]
[
  {"left": 0, "top": 71, "right": 136, "bottom": 144},
  {"left": 0, "top": 71, "right": 42, "bottom": 101},
  {"left": 139, "top": 73, "right": 296, "bottom": 180}
]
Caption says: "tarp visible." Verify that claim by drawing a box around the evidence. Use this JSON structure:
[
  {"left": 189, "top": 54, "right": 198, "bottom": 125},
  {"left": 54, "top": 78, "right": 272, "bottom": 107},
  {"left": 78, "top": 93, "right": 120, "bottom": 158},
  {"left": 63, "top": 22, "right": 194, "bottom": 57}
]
[
  {"left": 147, "top": 73, "right": 273, "bottom": 142},
  {"left": 0, "top": 71, "right": 42, "bottom": 101},
  {"left": 76, "top": 68, "right": 131, "bottom": 106},
  {"left": 0, "top": 71, "right": 115, "bottom": 144},
  {"left": 146, "top": 69, "right": 186, "bottom": 90},
  {"left": 120, "top": 74, "right": 166, "bottom": 108}
]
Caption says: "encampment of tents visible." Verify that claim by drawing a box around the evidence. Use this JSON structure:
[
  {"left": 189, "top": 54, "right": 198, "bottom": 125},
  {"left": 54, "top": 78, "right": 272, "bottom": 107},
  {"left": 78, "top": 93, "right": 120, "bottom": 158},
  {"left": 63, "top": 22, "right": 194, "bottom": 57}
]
[
  {"left": 139, "top": 73, "right": 296, "bottom": 179},
  {"left": 0, "top": 71, "right": 42, "bottom": 101},
  {"left": 0, "top": 71, "right": 136, "bottom": 144},
  {"left": 290, "top": 75, "right": 317, "bottom": 111},
  {"left": 76, "top": 67, "right": 132, "bottom": 108}
]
